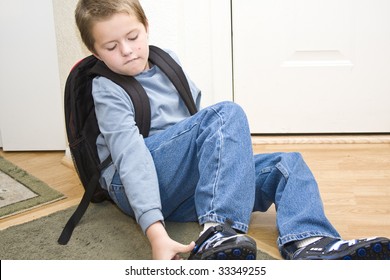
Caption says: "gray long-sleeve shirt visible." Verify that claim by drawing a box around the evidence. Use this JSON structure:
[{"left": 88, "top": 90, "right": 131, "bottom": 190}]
[{"left": 92, "top": 50, "right": 201, "bottom": 233}]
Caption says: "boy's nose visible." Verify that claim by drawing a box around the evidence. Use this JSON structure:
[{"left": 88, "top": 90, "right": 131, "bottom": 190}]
[{"left": 120, "top": 44, "right": 133, "bottom": 57}]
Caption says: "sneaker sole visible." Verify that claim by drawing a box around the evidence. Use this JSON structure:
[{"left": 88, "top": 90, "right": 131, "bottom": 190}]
[
  {"left": 337, "top": 238, "right": 390, "bottom": 260},
  {"left": 296, "top": 237, "right": 390, "bottom": 260},
  {"left": 190, "top": 239, "right": 257, "bottom": 260}
]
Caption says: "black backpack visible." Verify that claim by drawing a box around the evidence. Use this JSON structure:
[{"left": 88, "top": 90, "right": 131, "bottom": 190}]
[{"left": 58, "top": 45, "right": 198, "bottom": 245}]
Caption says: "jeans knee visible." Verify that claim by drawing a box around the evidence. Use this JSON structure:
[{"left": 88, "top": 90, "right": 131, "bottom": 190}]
[
  {"left": 217, "top": 101, "right": 245, "bottom": 114},
  {"left": 280, "top": 152, "right": 304, "bottom": 164},
  {"left": 198, "top": 101, "right": 251, "bottom": 144},
  {"left": 212, "top": 101, "right": 248, "bottom": 124},
  {"left": 288, "top": 152, "right": 303, "bottom": 161}
]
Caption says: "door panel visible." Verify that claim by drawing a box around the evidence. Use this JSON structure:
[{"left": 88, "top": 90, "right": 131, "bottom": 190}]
[
  {"left": 232, "top": 0, "right": 390, "bottom": 133},
  {"left": 0, "top": 0, "right": 65, "bottom": 150}
]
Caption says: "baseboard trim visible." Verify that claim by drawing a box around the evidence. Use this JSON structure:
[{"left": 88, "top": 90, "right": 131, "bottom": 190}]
[{"left": 251, "top": 134, "right": 390, "bottom": 145}]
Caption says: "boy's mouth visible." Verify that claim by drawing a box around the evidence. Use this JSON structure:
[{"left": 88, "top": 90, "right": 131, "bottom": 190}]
[{"left": 124, "top": 57, "right": 138, "bottom": 65}]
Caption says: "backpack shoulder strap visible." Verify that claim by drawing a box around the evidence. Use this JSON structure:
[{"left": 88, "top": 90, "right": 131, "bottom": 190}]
[
  {"left": 90, "top": 60, "right": 151, "bottom": 138},
  {"left": 148, "top": 45, "right": 198, "bottom": 115},
  {"left": 58, "top": 171, "right": 100, "bottom": 245}
]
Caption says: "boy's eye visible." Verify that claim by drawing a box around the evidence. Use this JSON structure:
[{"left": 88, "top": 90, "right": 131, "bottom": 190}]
[
  {"left": 128, "top": 34, "right": 138, "bottom": 41},
  {"left": 107, "top": 45, "right": 117, "bottom": 51}
]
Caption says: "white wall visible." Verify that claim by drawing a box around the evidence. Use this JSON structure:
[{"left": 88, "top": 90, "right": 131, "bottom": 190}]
[
  {"left": 141, "top": 0, "right": 233, "bottom": 107},
  {"left": 52, "top": 0, "right": 90, "bottom": 100}
]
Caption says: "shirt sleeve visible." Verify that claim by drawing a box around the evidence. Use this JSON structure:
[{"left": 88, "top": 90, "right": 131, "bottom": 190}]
[{"left": 92, "top": 76, "right": 164, "bottom": 233}]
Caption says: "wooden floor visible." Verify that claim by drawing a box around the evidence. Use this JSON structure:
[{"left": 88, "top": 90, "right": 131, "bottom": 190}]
[{"left": 1, "top": 139, "right": 390, "bottom": 259}]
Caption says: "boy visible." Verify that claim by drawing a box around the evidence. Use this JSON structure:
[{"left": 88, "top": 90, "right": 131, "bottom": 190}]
[{"left": 75, "top": 0, "right": 389, "bottom": 260}]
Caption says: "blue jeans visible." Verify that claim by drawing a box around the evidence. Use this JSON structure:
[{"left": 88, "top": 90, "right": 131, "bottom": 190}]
[{"left": 109, "top": 101, "right": 340, "bottom": 248}]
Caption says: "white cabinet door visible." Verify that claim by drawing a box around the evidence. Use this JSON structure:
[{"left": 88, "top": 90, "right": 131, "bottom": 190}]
[
  {"left": 232, "top": 0, "right": 390, "bottom": 133},
  {"left": 0, "top": 0, "right": 66, "bottom": 150}
]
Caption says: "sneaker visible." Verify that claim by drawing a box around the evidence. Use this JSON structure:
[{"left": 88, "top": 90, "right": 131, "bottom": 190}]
[
  {"left": 188, "top": 222, "right": 257, "bottom": 260},
  {"left": 281, "top": 236, "right": 390, "bottom": 260}
]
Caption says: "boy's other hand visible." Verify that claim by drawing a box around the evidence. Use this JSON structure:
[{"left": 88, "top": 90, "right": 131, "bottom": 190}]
[{"left": 146, "top": 221, "right": 195, "bottom": 260}]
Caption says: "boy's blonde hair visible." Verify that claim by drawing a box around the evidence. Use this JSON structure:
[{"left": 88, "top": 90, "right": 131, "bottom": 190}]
[{"left": 75, "top": 0, "right": 148, "bottom": 53}]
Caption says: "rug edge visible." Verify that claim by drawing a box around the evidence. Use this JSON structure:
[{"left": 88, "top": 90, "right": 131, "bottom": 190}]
[{"left": 0, "top": 156, "right": 66, "bottom": 218}]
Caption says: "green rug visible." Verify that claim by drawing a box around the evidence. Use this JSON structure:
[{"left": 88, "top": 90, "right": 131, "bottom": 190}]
[
  {"left": 0, "top": 156, "right": 65, "bottom": 218},
  {"left": 0, "top": 202, "right": 275, "bottom": 260}
]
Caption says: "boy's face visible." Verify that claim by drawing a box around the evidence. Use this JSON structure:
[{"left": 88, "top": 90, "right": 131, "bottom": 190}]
[{"left": 92, "top": 13, "right": 149, "bottom": 76}]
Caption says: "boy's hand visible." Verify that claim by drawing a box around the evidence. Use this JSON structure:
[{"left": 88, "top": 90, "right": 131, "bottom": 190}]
[
  {"left": 146, "top": 221, "right": 195, "bottom": 260},
  {"left": 152, "top": 236, "right": 195, "bottom": 260}
]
